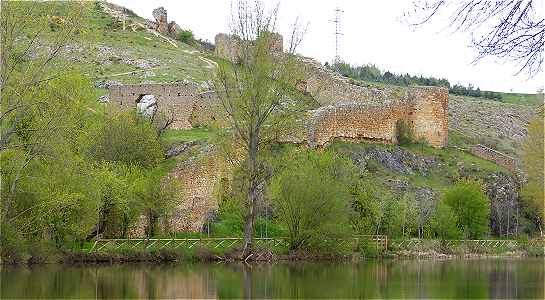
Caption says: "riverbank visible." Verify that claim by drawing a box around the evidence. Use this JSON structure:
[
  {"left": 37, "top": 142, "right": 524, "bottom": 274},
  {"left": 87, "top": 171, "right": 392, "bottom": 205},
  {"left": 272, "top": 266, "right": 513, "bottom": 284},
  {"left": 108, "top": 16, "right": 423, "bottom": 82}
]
[{"left": 3, "top": 241, "right": 543, "bottom": 265}]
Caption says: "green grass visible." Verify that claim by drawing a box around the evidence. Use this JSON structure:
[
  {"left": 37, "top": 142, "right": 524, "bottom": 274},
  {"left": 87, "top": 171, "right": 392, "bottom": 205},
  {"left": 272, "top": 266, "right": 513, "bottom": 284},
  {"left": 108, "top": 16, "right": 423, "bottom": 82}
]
[
  {"left": 497, "top": 92, "right": 541, "bottom": 105},
  {"left": 161, "top": 128, "right": 213, "bottom": 145}
]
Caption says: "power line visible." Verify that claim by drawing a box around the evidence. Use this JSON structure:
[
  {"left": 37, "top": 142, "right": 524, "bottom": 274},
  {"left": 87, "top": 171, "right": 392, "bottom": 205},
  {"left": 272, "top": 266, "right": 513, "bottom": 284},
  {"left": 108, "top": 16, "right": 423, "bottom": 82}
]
[{"left": 329, "top": 7, "right": 344, "bottom": 64}]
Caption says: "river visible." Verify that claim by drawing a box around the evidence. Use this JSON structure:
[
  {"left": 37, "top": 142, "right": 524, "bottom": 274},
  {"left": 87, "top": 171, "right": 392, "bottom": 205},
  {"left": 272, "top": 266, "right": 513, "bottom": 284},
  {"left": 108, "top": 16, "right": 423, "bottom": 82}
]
[{"left": 2, "top": 258, "right": 543, "bottom": 299}]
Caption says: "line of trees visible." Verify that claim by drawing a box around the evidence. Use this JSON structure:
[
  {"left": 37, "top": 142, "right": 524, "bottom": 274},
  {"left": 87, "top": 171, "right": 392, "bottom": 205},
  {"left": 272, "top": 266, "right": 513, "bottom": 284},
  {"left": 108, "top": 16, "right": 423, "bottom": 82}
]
[
  {"left": 0, "top": 1, "right": 179, "bottom": 263},
  {"left": 328, "top": 61, "right": 503, "bottom": 101}
]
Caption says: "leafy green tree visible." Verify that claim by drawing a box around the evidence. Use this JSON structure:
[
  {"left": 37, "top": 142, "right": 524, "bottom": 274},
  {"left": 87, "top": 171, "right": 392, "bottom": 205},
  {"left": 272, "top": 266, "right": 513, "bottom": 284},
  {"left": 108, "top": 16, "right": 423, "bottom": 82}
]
[
  {"left": 134, "top": 170, "right": 181, "bottom": 238},
  {"left": 442, "top": 180, "right": 490, "bottom": 239},
  {"left": 521, "top": 107, "right": 544, "bottom": 237},
  {"left": 270, "top": 151, "right": 353, "bottom": 252},
  {"left": 431, "top": 201, "right": 463, "bottom": 240}
]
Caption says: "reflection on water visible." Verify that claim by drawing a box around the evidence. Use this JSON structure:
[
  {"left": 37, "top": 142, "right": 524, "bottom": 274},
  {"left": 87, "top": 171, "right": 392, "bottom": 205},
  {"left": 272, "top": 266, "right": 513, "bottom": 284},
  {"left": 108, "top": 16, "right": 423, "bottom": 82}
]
[{"left": 2, "top": 259, "right": 544, "bottom": 299}]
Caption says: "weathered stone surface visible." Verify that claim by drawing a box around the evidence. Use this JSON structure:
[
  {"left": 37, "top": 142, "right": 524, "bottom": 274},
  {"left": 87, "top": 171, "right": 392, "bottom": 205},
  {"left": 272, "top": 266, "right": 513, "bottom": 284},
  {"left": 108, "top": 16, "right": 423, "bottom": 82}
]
[
  {"left": 109, "top": 83, "right": 221, "bottom": 129},
  {"left": 165, "top": 140, "right": 200, "bottom": 159},
  {"left": 136, "top": 94, "right": 158, "bottom": 117},
  {"left": 214, "top": 33, "right": 449, "bottom": 148},
  {"left": 152, "top": 7, "right": 168, "bottom": 33},
  {"left": 469, "top": 144, "right": 517, "bottom": 172},
  {"left": 168, "top": 144, "right": 224, "bottom": 232},
  {"left": 349, "top": 145, "right": 439, "bottom": 176}
]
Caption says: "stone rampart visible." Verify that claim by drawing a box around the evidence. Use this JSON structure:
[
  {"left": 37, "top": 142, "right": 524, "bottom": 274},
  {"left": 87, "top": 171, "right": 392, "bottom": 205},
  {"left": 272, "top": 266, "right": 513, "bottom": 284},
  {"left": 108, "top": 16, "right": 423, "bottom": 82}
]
[
  {"left": 214, "top": 33, "right": 449, "bottom": 148},
  {"left": 168, "top": 145, "right": 223, "bottom": 232},
  {"left": 469, "top": 144, "right": 517, "bottom": 172},
  {"left": 109, "top": 83, "right": 222, "bottom": 129}
]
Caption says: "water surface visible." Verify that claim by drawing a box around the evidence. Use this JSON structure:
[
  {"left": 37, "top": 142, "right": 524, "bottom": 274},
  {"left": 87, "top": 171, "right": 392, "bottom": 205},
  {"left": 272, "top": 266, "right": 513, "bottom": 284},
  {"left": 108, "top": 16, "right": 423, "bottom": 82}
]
[{"left": 2, "top": 258, "right": 543, "bottom": 299}]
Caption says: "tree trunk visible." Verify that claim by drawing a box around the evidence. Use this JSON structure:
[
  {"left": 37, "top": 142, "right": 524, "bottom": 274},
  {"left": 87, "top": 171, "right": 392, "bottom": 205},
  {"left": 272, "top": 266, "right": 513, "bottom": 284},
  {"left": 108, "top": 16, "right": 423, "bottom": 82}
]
[{"left": 241, "top": 129, "right": 259, "bottom": 259}]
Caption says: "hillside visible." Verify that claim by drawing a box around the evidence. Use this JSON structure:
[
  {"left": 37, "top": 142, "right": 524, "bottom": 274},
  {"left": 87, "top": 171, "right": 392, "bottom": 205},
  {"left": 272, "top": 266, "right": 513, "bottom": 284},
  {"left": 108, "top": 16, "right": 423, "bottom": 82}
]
[
  {"left": 55, "top": 2, "right": 536, "bottom": 162},
  {"left": 59, "top": 2, "right": 216, "bottom": 97},
  {"left": 61, "top": 1, "right": 537, "bottom": 234}
]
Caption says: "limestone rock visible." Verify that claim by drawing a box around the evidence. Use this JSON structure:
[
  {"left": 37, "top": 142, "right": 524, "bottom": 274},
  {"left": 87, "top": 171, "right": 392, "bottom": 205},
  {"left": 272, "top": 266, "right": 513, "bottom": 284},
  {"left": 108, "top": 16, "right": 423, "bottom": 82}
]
[{"left": 136, "top": 94, "right": 157, "bottom": 117}]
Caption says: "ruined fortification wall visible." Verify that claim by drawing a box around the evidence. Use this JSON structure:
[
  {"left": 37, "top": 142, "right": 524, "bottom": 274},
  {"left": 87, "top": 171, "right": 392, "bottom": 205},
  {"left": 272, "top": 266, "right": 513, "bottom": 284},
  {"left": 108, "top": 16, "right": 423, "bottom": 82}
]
[
  {"left": 109, "top": 83, "right": 223, "bottom": 129},
  {"left": 469, "top": 144, "right": 516, "bottom": 172},
  {"left": 168, "top": 145, "right": 223, "bottom": 232},
  {"left": 214, "top": 33, "right": 283, "bottom": 63},
  {"left": 214, "top": 33, "right": 449, "bottom": 148},
  {"left": 307, "top": 102, "right": 407, "bottom": 147}
]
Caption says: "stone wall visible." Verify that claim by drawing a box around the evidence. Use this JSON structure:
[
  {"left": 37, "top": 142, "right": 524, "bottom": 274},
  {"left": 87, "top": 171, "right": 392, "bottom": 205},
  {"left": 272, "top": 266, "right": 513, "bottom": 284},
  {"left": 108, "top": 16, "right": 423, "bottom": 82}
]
[
  {"left": 469, "top": 144, "right": 517, "bottom": 172},
  {"left": 307, "top": 102, "right": 407, "bottom": 147},
  {"left": 214, "top": 33, "right": 449, "bottom": 148},
  {"left": 214, "top": 33, "right": 283, "bottom": 64},
  {"left": 168, "top": 145, "right": 224, "bottom": 232},
  {"left": 109, "top": 83, "right": 222, "bottom": 129}
]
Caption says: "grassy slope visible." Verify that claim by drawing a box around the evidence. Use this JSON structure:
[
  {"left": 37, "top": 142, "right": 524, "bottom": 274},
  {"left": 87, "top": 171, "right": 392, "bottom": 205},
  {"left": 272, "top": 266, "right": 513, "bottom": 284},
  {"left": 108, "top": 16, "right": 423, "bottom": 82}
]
[
  {"left": 61, "top": 2, "right": 214, "bottom": 89},
  {"left": 330, "top": 140, "right": 508, "bottom": 197}
]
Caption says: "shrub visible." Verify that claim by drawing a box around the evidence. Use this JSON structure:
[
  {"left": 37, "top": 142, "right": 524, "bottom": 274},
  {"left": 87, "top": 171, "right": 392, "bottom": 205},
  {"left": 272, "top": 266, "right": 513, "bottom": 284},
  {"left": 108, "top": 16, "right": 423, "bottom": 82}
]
[
  {"left": 442, "top": 180, "right": 490, "bottom": 239},
  {"left": 431, "top": 201, "right": 463, "bottom": 240},
  {"left": 270, "top": 150, "right": 354, "bottom": 253},
  {"left": 178, "top": 29, "right": 194, "bottom": 44},
  {"left": 87, "top": 111, "right": 163, "bottom": 169},
  {"left": 396, "top": 119, "right": 413, "bottom": 145}
]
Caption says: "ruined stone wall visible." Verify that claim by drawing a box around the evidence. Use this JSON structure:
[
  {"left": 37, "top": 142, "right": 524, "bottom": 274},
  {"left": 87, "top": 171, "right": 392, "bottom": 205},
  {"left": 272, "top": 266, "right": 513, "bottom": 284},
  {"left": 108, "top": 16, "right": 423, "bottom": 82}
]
[
  {"left": 214, "top": 33, "right": 283, "bottom": 64},
  {"left": 190, "top": 90, "right": 226, "bottom": 127},
  {"left": 307, "top": 102, "right": 408, "bottom": 147},
  {"left": 214, "top": 33, "right": 449, "bottom": 148},
  {"left": 168, "top": 145, "right": 224, "bottom": 232},
  {"left": 109, "top": 83, "right": 223, "bottom": 129},
  {"left": 469, "top": 144, "right": 517, "bottom": 172},
  {"left": 406, "top": 86, "right": 449, "bottom": 147}
]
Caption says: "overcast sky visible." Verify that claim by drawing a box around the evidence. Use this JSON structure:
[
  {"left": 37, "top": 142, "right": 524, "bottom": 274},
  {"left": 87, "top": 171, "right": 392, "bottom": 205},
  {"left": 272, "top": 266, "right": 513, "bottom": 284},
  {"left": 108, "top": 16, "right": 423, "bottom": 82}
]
[{"left": 109, "top": 0, "right": 544, "bottom": 93}]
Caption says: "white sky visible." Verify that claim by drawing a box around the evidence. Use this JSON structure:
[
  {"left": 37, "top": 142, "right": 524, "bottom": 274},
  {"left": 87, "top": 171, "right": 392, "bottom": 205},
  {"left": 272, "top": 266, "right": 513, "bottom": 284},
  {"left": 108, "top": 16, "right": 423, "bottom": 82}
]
[{"left": 109, "top": 0, "right": 544, "bottom": 93}]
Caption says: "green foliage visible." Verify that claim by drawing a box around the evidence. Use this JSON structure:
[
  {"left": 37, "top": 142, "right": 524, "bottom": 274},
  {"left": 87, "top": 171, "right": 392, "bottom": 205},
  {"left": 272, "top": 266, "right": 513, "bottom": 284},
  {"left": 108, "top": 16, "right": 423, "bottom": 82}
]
[
  {"left": 521, "top": 109, "right": 544, "bottom": 235},
  {"left": 86, "top": 111, "right": 163, "bottom": 169},
  {"left": 270, "top": 150, "right": 354, "bottom": 253},
  {"left": 177, "top": 29, "right": 194, "bottom": 44},
  {"left": 396, "top": 119, "right": 414, "bottom": 145},
  {"left": 160, "top": 127, "right": 212, "bottom": 146},
  {"left": 442, "top": 180, "right": 490, "bottom": 239},
  {"left": 431, "top": 201, "right": 463, "bottom": 240}
]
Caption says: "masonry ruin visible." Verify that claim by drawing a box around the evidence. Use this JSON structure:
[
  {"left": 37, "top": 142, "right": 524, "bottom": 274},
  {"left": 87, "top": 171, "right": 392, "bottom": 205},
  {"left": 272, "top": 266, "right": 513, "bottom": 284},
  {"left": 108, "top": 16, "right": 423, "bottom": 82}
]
[
  {"left": 469, "top": 144, "right": 517, "bottom": 172},
  {"left": 109, "top": 82, "right": 220, "bottom": 129},
  {"left": 214, "top": 33, "right": 449, "bottom": 148}
]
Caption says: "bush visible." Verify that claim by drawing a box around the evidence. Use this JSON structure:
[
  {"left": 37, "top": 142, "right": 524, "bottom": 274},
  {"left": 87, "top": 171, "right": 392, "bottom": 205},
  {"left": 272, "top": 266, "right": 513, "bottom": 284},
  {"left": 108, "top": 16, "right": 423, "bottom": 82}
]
[
  {"left": 177, "top": 29, "right": 194, "bottom": 44},
  {"left": 270, "top": 150, "right": 354, "bottom": 254},
  {"left": 431, "top": 201, "right": 463, "bottom": 240},
  {"left": 396, "top": 119, "right": 413, "bottom": 145},
  {"left": 358, "top": 238, "right": 381, "bottom": 258},
  {"left": 87, "top": 111, "right": 163, "bottom": 169},
  {"left": 442, "top": 180, "right": 490, "bottom": 239}
]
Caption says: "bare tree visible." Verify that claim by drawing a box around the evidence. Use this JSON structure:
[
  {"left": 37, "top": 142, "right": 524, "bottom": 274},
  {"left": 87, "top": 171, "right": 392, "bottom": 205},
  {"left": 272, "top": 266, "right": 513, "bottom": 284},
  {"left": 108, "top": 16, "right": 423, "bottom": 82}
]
[
  {"left": 214, "top": 0, "right": 306, "bottom": 258},
  {"left": 404, "top": 1, "right": 544, "bottom": 77}
]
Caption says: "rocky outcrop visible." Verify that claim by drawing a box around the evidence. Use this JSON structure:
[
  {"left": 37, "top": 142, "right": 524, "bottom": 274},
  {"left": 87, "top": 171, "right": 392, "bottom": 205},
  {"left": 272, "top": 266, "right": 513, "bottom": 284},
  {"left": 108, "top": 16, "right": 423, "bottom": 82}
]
[
  {"left": 151, "top": 7, "right": 181, "bottom": 39},
  {"left": 349, "top": 145, "right": 439, "bottom": 176}
]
